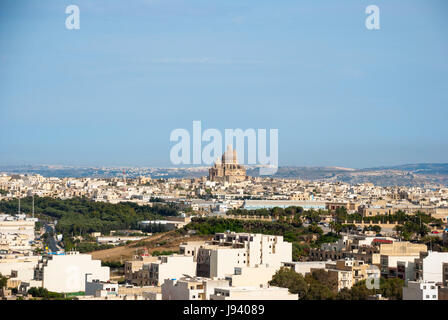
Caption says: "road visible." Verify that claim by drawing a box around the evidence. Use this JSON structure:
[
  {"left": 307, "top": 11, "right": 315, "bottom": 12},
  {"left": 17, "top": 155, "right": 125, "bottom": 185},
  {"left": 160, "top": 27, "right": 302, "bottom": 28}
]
[{"left": 43, "top": 222, "right": 63, "bottom": 253}]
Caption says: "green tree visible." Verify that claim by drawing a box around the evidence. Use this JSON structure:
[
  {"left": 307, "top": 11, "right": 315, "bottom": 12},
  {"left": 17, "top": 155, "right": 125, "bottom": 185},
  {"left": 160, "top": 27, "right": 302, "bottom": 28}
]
[
  {"left": 28, "top": 287, "right": 65, "bottom": 299},
  {"left": 337, "top": 280, "right": 375, "bottom": 300},
  {"left": 0, "top": 273, "right": 7, "bottom": 288},
  {"left": 269, "top": 267, "right": 306, "bottom": 299},
  {"left": 307, "top": 224, "right": 323, "bottom": 235},
  {"left": 379, "top": 278, "right": 403, "bottom": 300},
  {"left": 0, "top": 196, "right": 179, "bottom": 236}
]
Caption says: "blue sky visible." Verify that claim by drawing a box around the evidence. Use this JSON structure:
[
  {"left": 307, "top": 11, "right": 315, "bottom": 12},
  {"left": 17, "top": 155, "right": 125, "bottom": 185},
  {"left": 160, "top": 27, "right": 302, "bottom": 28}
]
[{"left": 0, "top": 0, "right": 447, "bottom": 168}]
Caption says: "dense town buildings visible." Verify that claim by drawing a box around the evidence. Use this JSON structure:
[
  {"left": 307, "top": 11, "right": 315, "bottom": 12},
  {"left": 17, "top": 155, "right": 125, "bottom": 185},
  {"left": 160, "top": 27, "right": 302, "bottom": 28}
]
[
  {"left": 1, "top": 171, "right": 447, "bottom": 221},
  {"left": 1, "top": 160, "right": 448, "bottom": 300}
]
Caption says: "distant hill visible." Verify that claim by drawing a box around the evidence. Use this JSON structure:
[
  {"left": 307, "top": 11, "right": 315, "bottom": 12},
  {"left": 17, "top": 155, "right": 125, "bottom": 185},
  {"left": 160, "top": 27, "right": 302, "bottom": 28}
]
[
  {"left": 252, "top": 163, "right": 448, "bottom": 187},
  {"left": 247, "top": 166, "right": 354, "bottom": 180},
  {"left": 361, "top": 163, "right": 448, "bottom": 175}
]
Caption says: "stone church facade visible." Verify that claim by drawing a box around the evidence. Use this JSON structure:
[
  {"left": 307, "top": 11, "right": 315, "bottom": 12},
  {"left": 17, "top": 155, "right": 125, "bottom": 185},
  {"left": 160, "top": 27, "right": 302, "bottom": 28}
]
[{"left": 208, "top": 145, "right": 247, "bottom": 183}]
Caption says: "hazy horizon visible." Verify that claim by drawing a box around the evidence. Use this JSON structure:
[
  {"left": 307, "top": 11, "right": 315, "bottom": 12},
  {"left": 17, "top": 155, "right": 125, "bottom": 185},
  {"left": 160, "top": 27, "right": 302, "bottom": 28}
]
[{"left": 1, "top": 162, "right": 448, "bottom": 171}]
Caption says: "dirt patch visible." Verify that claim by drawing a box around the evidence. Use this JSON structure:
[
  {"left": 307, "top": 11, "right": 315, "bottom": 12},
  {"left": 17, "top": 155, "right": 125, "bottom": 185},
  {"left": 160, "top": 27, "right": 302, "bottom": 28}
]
[{"left": 89, "top": 231, "right": 212, "bottom": 262}]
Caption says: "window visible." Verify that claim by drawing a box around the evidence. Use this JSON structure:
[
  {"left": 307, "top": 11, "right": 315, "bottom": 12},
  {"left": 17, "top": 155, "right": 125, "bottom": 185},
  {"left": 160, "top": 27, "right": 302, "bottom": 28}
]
[{"left": 433, "top": 295, "right": 436, "bottom": 298}]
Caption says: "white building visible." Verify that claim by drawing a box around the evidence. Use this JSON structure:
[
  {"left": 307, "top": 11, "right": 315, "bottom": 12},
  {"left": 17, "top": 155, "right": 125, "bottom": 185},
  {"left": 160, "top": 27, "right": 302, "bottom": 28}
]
[
  {"left": 162, "top": 277, "right": 229, "bottom": 300},
  {"left": 85, "top": 274, "right": 119, "bottom": 296},
  {"left": 179, "top": 241, "right": 206, "bottom": 261},
  {"left": 138, "top": 217, "right": 190, "bottom": 230},
  {"left": 281, "top": 261, "right": 327, "bottom": 276},
  {"left": 403, "top": 281, "right": 438, "bottom": 300},
  {"left": 162, "top": 278, "right": 203, "bottom": 300},
  {"left": 210, "top": 286, "right": 298, "bottom": 300},
  {"left": 38, "top": 251, "right": 109, "bottom": 293},
  {"left": 0, "top": 214, "right": 36, "bottom": 239},
  {"left": 0, "top": 254, "right": 40, "bottom": 281},
  {"left": 243, "top": 200, "right": 326, "bottom": 210},
  {"left": 96, "top": 236, "right": 146, "bottom": 246},
  {"left": 196, "top": 232, "right": 292, "bottom": 278},
  {"left": 381, "top": 255, "right": 419, "bottom": 280},
  {"left": 0, "top": 214, "right": 36, "bottom": 252},
  {"left": 416, "top": 251, "right": 448, "bottom": 283},
  {"left": 145, "top": 255, "right": 196, "bottom": 286},
  {"left": 225, "top": 265, "right": 278, "bottom": 287},
  {"left": 197, "top": 246, "right": 247, "bottom": 278}
]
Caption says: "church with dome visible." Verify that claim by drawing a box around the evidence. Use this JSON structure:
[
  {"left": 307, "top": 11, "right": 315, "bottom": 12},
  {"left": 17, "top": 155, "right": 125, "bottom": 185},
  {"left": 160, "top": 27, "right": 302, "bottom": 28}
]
[{"left": 208, "top": 145, "right": 247, "bottom": 183}]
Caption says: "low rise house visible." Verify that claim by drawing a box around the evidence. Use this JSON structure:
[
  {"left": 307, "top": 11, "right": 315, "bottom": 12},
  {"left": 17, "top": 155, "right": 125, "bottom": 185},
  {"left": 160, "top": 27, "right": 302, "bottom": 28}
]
[
  {"left": 162, "top": 277, "right": 229, "bottom": 300},
  {"left": 225, "top": 265, "right": 277, "bottom": 287},
  {"left": 210, "top": 286, "right": 298, "bottom": 300},
  {"left": 142, "top": 255, "right": 196, "bottom": 286},
  {"left": 281, "top": 261, "right": 327, "bottom": 276},
  {"left": 124, "top": 255, "right": 158, "bottom": 285},
  {"left": 403, "top": 281, "right": 438, "bottom": 300},
  {"left": 85, "top": 274, "right": 118, "bottom": 296}
]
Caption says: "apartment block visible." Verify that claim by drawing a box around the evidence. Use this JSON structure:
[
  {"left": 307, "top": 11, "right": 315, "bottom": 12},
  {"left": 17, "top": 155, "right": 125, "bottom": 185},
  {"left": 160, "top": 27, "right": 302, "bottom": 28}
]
[
  {"left": 124, "top": 255, "right": 158, "bottom": 285},
  {"left": 144, "top": 255, "right": 196, "bottom": 286},
  {"left": 379, "top": 242, "right": 427, "bottom": 279},
  {"left": 36, "top": 251, "right": 109, "bottom": 293}
]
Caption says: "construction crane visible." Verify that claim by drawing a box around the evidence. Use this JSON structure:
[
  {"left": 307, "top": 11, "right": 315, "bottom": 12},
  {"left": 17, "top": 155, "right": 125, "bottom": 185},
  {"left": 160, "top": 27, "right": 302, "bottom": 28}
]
[
  {"left": 122, "top": 169, "right": 127, "bottom": 192},
  {"left": 122, "top": 169, "right": 127, "bottom": 185}
]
